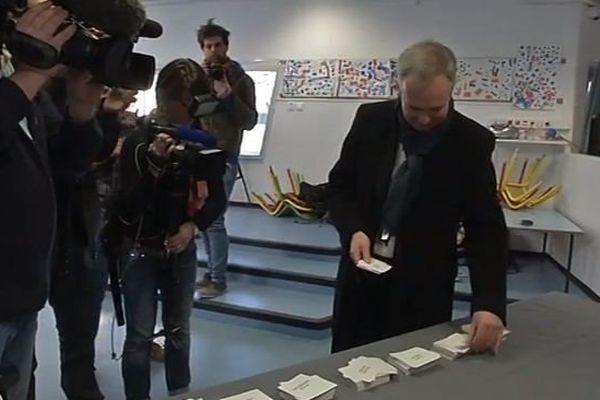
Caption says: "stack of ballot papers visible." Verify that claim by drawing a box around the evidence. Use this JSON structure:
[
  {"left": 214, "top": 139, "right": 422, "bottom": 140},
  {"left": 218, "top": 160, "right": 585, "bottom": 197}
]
[
  {"left": 433, "top": 327, "right": 511, "bottom": 360},
  {"left": 278, "top": 374, "right": 337, "bottom": 400},
  {"left": 461, "top": 324, "right": 511, "bottom": 338},
  {"left": 388, "top": 347, "right": 442, "bottom": 375},
  {"left": 338, "top": 356, "right": 398, "bottom": 391},
  {"left": 432, "top": 333, "right": 471, "bottom": 360},
  {"left": 219, "top": 389, "right": 274, "bottom": 400},
  {"left": 356, "top": 258, "right": 392, "bottom": 275}
]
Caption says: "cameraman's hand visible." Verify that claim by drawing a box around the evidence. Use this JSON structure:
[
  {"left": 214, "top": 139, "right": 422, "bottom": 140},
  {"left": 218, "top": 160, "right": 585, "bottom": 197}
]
[
  {"left": 166, "top": 222, "right": 195, "bottom": 254},
  {"left": 66, "top": 69, "right": 106, "bottom": 124},
  {"left": 213, "top": 74, "right": 232, "bottom": 99},
  {"left": 10, "top": 2, "right": 77, "bottom": 99},
  {"left": 149, "top": 133, "right": 176, "bottom": 158}
]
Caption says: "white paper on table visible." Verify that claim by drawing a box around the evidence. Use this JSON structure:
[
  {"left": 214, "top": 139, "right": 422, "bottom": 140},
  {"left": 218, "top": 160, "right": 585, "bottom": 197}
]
[
  {"left": 278, "top": 374, "right": 337, "bottom": 400},
  {"left": 356, "top": 258, "right": 392, "bottom": 275},
  {"left": 219, "top": 389, "right": 273, "bottom": 400},
  {"left": 461, "top": 324, "right": 511, "bottom": 338},
  {"left": 433, "top": 333, "right": 470, "bottom": 354},
  {"left": 338, "top": 356, "right": 398, "bottom": 383},
  {"left": 389, "top": 347, "right": 441, "bottom": 369}
]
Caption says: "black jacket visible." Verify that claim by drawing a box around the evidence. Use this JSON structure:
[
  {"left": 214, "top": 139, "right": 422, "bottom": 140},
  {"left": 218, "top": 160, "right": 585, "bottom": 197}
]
[
  {"left": 0, "top": 78, "right": 102, "bottom": 321},
  {"left": 327, "top": 101, "right": 508, "bottom": 352},
  {"left": 114, "top": 132, "right": 226, "bottom": 246}
]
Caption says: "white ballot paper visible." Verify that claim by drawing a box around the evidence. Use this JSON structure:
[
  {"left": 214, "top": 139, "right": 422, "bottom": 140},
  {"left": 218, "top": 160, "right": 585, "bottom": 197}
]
[
  {"left": 432, "top": 333, "right": 471, "bottom": 360},
  {"left": 388, "top": 347, "right": 442, "bottom": 375},
  {"left": 356, "top": 258, "right": 392, "bottom": 275},
  {"left": 461, "top": 323, "right": 511, "bottom": 338},
  {"left": 220, "top": 389, "right": 273, "bottom": 400},
  {"left": 338, "top": 356, "right": 398, "bottom": 392},
  {"left": 278, "top": 374, "right": 337, "bottom": 400}
]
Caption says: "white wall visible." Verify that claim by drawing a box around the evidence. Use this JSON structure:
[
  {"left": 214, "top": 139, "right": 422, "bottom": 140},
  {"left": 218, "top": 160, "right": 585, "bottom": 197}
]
[
  {"left": 138, "top": 0, "right": 582, "bottom": 201},
  {"left": 550, "top": 154, "right": 600, "bottom": 296}
]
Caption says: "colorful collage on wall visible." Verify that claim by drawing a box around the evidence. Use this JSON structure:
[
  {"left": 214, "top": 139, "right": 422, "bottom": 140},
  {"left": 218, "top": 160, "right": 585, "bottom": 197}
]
[
  {"left": 280, "top": 59, "right": 340, "bottom": 98},
  {"left": 512, "top": 45, "right": 561, "bottom": 110},
  {"left": 453, "top": 58, "right": 514, "bottom": 102},
  {"left": 337, "top": 59, "right": 394, "bottom": 98}
]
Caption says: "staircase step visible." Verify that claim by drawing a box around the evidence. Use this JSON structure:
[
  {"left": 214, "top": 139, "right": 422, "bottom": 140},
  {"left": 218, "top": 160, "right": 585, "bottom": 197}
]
[
  {"left": 225, "top": 206, "right": 341, "bottom": 255},
  {"left": 193, "top": 272, "right": 334, "bottom": 329},
  {"left": 197, "top": 244, "right": 338, "bottom": 286}
]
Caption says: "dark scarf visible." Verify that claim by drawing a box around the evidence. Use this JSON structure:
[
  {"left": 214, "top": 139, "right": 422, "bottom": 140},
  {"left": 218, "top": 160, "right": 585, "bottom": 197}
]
[{"left": 380, "top": 101, "right": 455, "bottom": 237}]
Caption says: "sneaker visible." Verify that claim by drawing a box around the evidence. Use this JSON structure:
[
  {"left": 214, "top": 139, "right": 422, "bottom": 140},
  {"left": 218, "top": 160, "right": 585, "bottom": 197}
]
[
  {"left": 195, "top": 272, "right": 212, "bottom": 289},
  {"left": 198, "top": 282, "right": 227, "bottom": 299},
  {"left": 150, "top": 340, "right": 165, "bottom": 363}
]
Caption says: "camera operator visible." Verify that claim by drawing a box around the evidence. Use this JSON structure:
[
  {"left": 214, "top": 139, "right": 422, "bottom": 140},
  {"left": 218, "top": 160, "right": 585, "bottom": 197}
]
[
  {"left": 0, "top": 3, "right": 105, "bottom": 400},
  {"left": 195, "top": 19, "right": 258, "bottom": 299},
  {"left": 109, "top": 58, "right": 226, "bottom": 400}
]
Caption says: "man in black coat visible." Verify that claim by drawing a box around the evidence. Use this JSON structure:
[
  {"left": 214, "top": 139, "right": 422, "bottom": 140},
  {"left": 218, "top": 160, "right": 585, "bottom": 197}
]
[{"left": 327, "top": 40, "right": 508, "bottom": 353}]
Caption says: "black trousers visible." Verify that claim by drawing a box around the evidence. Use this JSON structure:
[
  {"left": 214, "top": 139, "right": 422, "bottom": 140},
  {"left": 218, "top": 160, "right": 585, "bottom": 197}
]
[{"left": 48, "top": 248, "right": 107, "bottom": 400}]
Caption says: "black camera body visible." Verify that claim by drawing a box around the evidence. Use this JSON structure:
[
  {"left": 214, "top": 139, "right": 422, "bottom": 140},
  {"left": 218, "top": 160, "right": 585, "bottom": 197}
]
[
  {"left": 0, "top": 0, "right": 156, "bottom": 90},
  {"left": 207, "top": 64, "right": 225, "bottom": 81}
]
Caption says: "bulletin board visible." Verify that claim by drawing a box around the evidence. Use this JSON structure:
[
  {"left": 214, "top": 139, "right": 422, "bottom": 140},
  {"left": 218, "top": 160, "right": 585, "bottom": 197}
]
[
  {"left": 453, "top": 58, "right": 514, "bottom": 102},
  {"left": 280, "top": 59, "right": 340, "bottom": 98},
  {"left": 512, "top": 45, "right": 561, "bottom": 110},
  {"left": 337, "top": 59, "right": 394, "bottom": 98}
]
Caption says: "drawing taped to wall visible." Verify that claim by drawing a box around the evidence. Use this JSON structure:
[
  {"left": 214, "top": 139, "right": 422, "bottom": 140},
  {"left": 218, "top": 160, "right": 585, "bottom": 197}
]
[
  {"left": 513, "top": 45, "right": 561, "bottom": 110},
  {"left": 453, "top": 58, "right": 514, "bottom": 102},
  {"left": 337, "top": 59, "right": 394, "bottom": 98},
  {"left": 280, "top": 59, "right": 340, "bottom": 98}
]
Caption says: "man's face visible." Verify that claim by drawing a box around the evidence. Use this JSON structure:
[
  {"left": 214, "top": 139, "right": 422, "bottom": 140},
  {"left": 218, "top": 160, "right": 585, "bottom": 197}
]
[
  {"left": 399, "top": 74, "right": 453, "bottom": 132},
  {"left": 201, "top": 36, "right": 228, "bottom": 65}
]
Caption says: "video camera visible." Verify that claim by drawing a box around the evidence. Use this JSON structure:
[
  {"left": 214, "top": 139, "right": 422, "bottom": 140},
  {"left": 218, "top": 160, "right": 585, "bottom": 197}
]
[{"left": 0, "top": 0, "right": 158, "bottom": 90}]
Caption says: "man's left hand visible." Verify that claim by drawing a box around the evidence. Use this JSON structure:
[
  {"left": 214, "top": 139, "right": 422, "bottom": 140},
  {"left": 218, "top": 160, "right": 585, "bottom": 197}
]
[
  {"left": 468, "top": 311, "right": 505, "bottom": 354},
  {"left": 165, "top": 222, "right": 195, "bottom": 254},
  {"left": 66, "top": 69, "right": 106, "bottom": 123}
]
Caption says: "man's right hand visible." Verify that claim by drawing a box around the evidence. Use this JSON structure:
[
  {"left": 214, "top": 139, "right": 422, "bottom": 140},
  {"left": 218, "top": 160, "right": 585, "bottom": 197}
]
[
  {"left": 350, "top": 231, "right": 371, "bottom": 264},
  {"left": 9, "top": 2, "right": 76, "bottom": 99},
  {"left": 150, "top": 133, "right": 175, "bottom": 158}
]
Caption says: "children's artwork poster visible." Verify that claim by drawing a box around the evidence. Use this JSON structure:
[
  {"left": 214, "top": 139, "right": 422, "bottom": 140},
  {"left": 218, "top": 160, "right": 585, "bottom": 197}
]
[
  {"left": 512, "top": 45, "right": 561, "bottom": 110},
  {"left": 280, "top": 59, "right": 340, "bottom": 98},
  {"left": 337, "top": 59, "right": 394, "bottom": 98},
  {"left": 453, "top": 58, "right": 514, "bottom": 102}
]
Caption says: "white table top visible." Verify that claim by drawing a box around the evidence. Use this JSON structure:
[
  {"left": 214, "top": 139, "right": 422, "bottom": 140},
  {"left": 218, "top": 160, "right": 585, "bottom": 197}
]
[{"left": 503, "top": 208, "right": 584, "bottom": 234}]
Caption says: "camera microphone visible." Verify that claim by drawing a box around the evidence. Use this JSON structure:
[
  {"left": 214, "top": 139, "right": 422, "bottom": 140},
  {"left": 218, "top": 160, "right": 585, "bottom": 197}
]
[{"left": 151, "top": 124, "right": 217, "bottom": 149}]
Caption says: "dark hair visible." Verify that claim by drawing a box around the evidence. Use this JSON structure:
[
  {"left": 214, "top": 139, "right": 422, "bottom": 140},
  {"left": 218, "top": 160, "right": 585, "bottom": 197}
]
[
  {"left": 196, "top": 18, "right": 230, "bottom": 47},
  {"left": 156, "top": 58, "right": 209, "bottom": 102}
]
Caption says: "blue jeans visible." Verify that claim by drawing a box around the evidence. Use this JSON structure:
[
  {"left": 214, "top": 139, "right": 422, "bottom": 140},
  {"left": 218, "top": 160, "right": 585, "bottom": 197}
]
[
  {"left": 121, "top": 247, "right": 197, "bottom": 400},
  {"left": 0, "top": 313, "right": 37, "bottom": 400},
  {"left": 201, "top": 162, "right": 238, "bottom": 284}
]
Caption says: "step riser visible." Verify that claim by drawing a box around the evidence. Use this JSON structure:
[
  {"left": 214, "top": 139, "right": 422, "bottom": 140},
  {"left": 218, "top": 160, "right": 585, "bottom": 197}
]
[
  {"left": 197, "top": 261, "right": 336, "bottom": 287},
  {"left": 230, "top": 237, "right": 341, "bottom": 256},
  {"left": 193, "top": 301, "right": 331, "bottom": 330}
]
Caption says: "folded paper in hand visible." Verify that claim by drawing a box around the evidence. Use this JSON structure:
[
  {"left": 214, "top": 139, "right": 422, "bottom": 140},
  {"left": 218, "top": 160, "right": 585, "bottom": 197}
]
[{"left": 356, "top": 258, "right": 392, "bottom": 275}]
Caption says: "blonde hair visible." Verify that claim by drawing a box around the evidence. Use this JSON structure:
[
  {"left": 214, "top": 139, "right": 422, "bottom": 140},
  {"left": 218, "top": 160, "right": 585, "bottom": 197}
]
[{"left": 397, "top": 40, "right": 457, "bottom": 85}]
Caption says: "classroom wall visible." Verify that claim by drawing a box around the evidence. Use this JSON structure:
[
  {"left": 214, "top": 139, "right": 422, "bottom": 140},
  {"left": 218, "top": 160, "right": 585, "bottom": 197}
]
[
  {"left": 549, "top": 153, "right": 600, "bottom": 297},
  {"left": 137, "top": 0, "right": 582, "bottom": 203}
]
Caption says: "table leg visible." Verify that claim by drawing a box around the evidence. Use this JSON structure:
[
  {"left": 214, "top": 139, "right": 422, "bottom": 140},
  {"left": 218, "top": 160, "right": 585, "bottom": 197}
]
[
  {"left": 542, "top": 232, "right": 548, "bottom": 254},
  {"left": 564, "top": 234, "right": 575, "bottom": 293}
]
